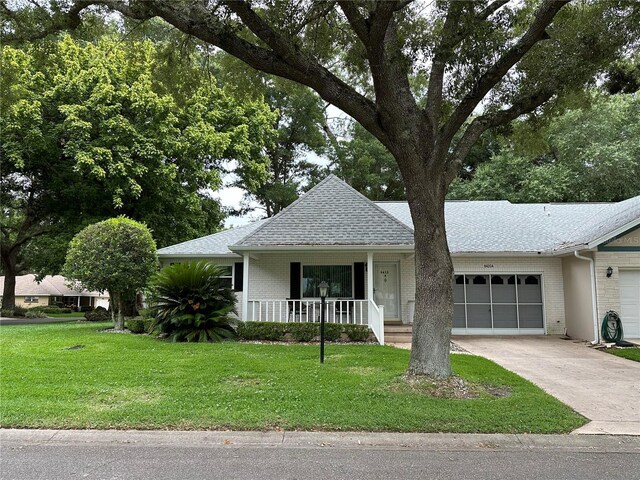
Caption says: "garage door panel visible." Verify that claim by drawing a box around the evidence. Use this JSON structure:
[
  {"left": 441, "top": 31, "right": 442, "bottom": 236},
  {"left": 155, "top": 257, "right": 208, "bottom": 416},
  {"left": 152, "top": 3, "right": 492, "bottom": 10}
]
[
  {"left": 453, "top": 305, "right": 466, "bottom": 328},
  {"left": 467, "top": 305, "right": 491, "bottom": 328},
  {"left": 619, "top": 270, "right": 640, "bottom": 339},
  {"left": 519, "top": 305, "right": 544, "bottom": 328},
  {"left": 493, "top": 305, "right": 518, "bottom": 328}
]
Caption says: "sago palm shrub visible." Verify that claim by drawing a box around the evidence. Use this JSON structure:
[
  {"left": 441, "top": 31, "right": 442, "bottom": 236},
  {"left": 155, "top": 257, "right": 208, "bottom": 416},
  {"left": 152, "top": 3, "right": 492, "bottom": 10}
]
[{"left": 149, "top": 261, "right": 237, "bottom": 342}]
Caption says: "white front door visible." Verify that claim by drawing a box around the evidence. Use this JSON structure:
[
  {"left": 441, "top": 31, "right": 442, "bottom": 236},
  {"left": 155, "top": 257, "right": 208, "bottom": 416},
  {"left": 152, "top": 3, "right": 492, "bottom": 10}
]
[
  {"left": 619, "top": 270, "right": 640, "bottom": 339},
  {"left": 374, "top": 263, "right": 399, "bottom": 319}
]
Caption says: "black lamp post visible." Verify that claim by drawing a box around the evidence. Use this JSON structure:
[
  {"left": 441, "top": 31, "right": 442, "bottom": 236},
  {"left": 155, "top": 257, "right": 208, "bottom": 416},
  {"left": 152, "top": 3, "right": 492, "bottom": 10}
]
[{"left": 319, "top": 281, "right": 329, "bottom": 364}]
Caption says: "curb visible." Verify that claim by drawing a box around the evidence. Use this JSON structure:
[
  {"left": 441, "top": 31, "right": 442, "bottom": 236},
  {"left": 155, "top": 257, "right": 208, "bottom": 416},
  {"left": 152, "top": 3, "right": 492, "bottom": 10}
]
[{"left": 2, "top": 429, "right": 639, "bottom": 452}]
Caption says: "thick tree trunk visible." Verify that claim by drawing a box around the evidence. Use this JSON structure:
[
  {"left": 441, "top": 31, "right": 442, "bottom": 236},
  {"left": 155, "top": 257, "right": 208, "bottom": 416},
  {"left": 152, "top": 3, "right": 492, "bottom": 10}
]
[
  {"left": 399, "top": 153, "right": 454, "bottom": 378},
  {"left": 1, "top": 250, "right": 18, "bottom": 311},
  {"left": 407, "top": 196, "right": 454, "bottom": 378}
]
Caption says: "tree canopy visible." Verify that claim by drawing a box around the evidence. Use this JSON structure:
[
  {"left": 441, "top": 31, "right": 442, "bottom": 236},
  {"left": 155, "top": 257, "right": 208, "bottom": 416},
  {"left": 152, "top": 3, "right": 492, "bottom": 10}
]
[
  {"left": 449, "top": 93, "right": 640, "bottom": 202},
  {"left": 1, "top": 33, "right": 276, "bottom": 307}
]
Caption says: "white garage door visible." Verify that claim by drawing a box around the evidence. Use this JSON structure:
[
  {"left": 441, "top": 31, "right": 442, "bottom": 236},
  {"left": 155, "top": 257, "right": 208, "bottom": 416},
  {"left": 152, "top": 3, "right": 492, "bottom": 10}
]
[
  {"left": 619, "top": 270, "right": 640, "bottom": 339},
  {"left": 452, "top": 274, "right": 545, "bottom": 335}
]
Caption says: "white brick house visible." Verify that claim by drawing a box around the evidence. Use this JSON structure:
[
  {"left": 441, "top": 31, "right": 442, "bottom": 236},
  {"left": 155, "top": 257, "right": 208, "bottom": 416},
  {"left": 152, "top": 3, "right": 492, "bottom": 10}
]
[{"left": 158, "top": 175, "right": 640, "bottom": 345}]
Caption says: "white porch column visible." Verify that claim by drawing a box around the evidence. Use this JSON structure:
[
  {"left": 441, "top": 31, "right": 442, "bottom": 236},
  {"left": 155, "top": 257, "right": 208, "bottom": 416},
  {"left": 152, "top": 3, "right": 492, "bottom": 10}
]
[
  {"left": 367, "top": 252, "right": 374, "bottom": 324},
  {"left": 242, "top": 253, "right": 250, "bottom": 321}
]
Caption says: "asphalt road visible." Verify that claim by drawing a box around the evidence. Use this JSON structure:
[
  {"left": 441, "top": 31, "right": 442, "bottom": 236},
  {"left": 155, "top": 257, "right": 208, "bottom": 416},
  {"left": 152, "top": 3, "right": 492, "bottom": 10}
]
[{"left": 2, "top": 430, "right": 639, "bottom": 480}]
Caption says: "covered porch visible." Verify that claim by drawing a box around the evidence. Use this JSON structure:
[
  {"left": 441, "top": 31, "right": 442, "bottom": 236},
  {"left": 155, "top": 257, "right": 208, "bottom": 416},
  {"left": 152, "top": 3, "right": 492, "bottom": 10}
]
[{"left": 238, "top": 250, "right": 417, "bottom": 345}]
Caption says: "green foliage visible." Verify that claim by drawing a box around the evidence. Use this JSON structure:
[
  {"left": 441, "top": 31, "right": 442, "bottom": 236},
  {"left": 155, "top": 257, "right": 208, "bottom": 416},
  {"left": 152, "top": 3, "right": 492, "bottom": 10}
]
[
  {"left": 126, "top": 318, "right": 146, "bottom": 334},
  {"left": 449, "top": 94, "right": 640, "bottom": 202},
  {"left": 63, "top": 218, "right": 157, "bottom": 329},
  {"left": 330, "top": 123, "right": 405, "bottom": 201},
  {"left": 236, "top": 321, "right": 287, "bottom": 341},
  {"left": 1, "top": 34, "right": 277, "bottom": 297},
  {"left": 1, "top": 306, "right": 27, "bottom": 318},
  {"left": 236, "top": 321, "right": 371, "bottom": 343},
  {"left": 149, "top": 261, "right": 237, "bottom": 342},
  {"left": 25, "top": 310, "right": 47, "bottom": 319},
  {"left": 289, "top": 323, "right": 319, "bottom": 342},
  {"left": 84, "top": 306, "right": 110, "bottom": 322}
]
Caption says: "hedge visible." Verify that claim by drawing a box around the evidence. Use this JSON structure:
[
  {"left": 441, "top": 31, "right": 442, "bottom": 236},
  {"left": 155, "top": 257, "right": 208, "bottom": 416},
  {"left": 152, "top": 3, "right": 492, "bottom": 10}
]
[
  {"left": 236, "top": 321, "right": 373, "bottom": 343},
  {"left": 126, "top": 317, "right": 155, "bottom": 334}
]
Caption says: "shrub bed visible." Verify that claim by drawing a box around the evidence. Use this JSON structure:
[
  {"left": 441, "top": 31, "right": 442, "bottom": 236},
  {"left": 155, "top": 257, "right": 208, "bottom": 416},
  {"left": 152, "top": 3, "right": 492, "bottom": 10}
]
[
  {"left": 1, "top": 306, "right": 27, "bottom": 318},
  {"left": 126, "top": 317, "right": 155, "bottom": 334},
  {"left": 237, "top": 321, "right": 373, "bottom": 343},
  {"left": 85, "top": 306, "right": 110, "bottom": 322},
  {"left": 29, "top": 306, "right": 73, "bottom": 315}
]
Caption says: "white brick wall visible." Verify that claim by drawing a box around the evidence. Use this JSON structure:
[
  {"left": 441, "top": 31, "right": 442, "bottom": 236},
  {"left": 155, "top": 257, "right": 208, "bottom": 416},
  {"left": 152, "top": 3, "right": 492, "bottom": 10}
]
[
  {"left": 594, "top": 251, "right": 640, "bottom": 325},
  {"left": 243, "top": 252, "right": 566, "bottom": 334}
]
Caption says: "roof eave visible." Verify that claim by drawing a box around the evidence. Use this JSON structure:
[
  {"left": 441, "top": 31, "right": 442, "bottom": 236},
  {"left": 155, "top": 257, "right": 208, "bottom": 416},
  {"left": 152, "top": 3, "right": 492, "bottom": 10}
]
[{"left": 229, "top": 244, "right": 415, "bottom": 253}]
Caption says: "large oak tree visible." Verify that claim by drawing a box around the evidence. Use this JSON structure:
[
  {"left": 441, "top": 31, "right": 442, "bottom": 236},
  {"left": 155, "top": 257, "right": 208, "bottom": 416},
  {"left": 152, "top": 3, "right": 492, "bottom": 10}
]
[{"left": 3, "top": 0, "right": 638, "bottom": 377}]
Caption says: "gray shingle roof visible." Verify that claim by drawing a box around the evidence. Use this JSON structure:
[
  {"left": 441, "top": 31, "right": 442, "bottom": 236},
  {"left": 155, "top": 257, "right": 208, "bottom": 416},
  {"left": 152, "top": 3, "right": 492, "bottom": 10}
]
[
  {"left": 232, "top": 175, "right": 415, "bottom": 247},
  {"left": 376, "top": 199, "right": 639, "bottom": 253},
  {"left": 156, "top": 220, "right": 266, "bottom": 256},
  {"left": 156, "top": 174, "right": 640, "bottom": 256}
]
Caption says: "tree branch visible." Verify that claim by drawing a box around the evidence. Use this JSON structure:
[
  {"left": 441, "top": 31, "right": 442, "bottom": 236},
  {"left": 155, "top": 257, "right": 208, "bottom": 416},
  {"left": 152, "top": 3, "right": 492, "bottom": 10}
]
[
  {"left": 440, "top": 0, "right": 570, "bottom": 147},
  {"left": 444, "top": 88, "right": 554, "bottom": 183}
]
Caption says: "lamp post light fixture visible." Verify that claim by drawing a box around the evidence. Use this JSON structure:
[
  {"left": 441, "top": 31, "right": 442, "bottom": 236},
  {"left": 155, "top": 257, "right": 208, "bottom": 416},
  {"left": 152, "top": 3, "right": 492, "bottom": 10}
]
[{"left": 319, "top": 281, "right": 329, "bottom": 364}]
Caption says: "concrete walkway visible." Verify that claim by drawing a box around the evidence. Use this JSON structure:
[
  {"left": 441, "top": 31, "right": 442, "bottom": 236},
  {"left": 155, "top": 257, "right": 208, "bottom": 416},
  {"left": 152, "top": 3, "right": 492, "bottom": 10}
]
[{"left": 453, "top": 336, "right": 640, "bottom": 435}]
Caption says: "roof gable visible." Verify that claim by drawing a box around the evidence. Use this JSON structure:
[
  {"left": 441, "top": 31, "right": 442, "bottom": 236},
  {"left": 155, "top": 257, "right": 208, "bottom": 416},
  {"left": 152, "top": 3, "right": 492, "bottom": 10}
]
[{"left": 232, "top": 175, "right": 414, "bottom": 248}]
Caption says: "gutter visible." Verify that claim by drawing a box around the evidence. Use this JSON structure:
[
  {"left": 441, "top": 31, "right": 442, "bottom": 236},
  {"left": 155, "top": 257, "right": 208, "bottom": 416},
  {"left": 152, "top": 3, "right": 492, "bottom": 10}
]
[{"left": 573, "top": 251, "right": 600, "bottom": 345}]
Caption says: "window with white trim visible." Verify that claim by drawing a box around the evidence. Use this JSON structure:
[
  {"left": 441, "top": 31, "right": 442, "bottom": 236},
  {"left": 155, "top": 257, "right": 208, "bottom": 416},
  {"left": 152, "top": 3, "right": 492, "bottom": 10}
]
[
  {"left": 219, "top": 265, "right": 233, "bottom": 289},
  {"left": 24, "top": 296, "right": 39, "bottom": 303}
]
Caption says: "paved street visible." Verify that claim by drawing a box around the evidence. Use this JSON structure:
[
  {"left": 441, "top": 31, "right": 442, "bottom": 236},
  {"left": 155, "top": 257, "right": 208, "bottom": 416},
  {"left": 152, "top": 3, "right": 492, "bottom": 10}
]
[{"left": 2, "top": 430, "right": 639, "bottom": 480}]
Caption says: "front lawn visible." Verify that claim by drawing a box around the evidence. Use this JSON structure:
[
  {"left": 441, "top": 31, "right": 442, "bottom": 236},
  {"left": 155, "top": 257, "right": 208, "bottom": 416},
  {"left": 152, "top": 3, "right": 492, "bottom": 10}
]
[
  {"left": 604, "top": 347, "right": 640, "bottom": 362},
  {"left": 46, "top": 312, "right": 86, "bottom": 318},
  {"left": 0, "top": 323, "right": 586, "bottom": 433}
]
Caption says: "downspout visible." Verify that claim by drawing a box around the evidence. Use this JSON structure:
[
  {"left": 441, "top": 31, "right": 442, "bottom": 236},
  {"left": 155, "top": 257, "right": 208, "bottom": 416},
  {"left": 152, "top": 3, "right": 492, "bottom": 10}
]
[{"left": 574, "top": 251, "right": 600, "bottom": 345}]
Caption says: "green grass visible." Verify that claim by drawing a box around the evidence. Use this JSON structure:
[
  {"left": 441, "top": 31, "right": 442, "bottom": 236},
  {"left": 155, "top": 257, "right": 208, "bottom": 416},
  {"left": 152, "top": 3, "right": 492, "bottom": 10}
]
[
  {"left": 605, "top": 347, "right": 640, "bottom": 362},
  {"left": 0, "top": 323, "right": 586, "bottom": 433},
  {"left": 46, "top": 312, "right": 86, "bottom": 318}
]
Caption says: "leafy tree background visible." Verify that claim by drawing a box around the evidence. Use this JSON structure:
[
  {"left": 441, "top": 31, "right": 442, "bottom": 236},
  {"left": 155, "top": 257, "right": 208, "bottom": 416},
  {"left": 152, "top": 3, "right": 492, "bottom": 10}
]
[{"left": 1, "top": 33, "right": 276, "bottom": 307}]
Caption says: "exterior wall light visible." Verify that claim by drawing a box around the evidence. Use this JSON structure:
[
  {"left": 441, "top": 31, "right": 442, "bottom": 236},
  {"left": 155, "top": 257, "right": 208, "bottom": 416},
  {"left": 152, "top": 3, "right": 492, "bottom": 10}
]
[{"left": 606, "top": 266, "right": 613, "bottom": 278}]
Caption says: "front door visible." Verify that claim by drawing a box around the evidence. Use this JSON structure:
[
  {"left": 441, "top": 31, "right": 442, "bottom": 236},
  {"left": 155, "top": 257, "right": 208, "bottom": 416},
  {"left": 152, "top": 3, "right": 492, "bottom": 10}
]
[{"left": 374, "top": 263, "right": 399, "bottom": 319}]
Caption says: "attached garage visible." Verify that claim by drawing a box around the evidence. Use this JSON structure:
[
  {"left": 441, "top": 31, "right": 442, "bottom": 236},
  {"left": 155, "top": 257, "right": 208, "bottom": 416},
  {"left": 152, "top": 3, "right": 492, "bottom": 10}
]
[
  {"left": 619, "top": 270, "right": 640, "bottom": 339},
  {"left": 452, "top": 274, "right": 545, "bottom": 335}
]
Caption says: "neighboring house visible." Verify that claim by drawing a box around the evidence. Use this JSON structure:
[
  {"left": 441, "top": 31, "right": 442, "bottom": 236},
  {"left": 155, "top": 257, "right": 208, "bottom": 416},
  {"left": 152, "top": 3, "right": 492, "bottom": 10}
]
[
  {"left": 157, "top": 175, "right": 640, "bottom": 345},
  {"left": 0, "top": 275, "right": 110, "bottom": 310}
]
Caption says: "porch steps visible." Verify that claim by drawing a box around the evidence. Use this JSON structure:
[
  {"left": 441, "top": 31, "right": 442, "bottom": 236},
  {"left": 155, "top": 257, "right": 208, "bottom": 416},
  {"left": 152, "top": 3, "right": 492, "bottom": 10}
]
[{"left": 384, "top": 323, "right": 413, "bottom": 343}]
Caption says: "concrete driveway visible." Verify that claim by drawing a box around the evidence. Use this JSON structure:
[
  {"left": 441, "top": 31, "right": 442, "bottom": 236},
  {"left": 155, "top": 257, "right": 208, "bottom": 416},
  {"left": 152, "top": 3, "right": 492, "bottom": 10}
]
[{"left": 453, "top": 336, "right": 640, "bottom": 435}]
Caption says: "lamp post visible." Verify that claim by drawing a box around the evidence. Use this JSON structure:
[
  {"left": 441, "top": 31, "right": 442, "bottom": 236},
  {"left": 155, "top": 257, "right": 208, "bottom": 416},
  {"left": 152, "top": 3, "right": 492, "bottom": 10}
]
[{"left": 319, "top": 281, "right": 329, "bottom": 364}]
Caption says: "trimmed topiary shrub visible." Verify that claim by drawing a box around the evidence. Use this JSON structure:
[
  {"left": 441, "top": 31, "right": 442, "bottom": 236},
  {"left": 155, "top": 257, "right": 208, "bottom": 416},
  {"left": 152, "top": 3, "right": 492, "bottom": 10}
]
[
  {"left": 236, "top": 322, "right": 372, "bottom": 343},
  {"left": 143, "top": 317, "right": 155, "bottom": 333},
  {"left": 85, "top": 306, "right": 110, "bottom": 322}
]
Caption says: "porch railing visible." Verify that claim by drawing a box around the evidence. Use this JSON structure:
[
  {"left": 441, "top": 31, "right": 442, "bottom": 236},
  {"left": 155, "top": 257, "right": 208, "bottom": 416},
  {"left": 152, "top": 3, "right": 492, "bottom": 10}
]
[
  {"left": 246, "top": 299, "right": 368, "bottom": 325},
  {"left": 368, "top": 299, "right": 384, "bottom": 346}
]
